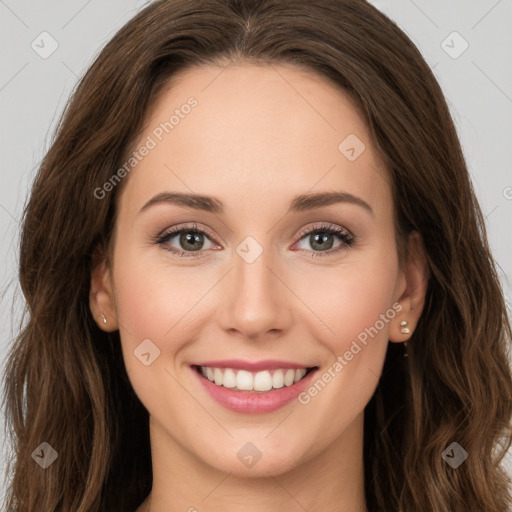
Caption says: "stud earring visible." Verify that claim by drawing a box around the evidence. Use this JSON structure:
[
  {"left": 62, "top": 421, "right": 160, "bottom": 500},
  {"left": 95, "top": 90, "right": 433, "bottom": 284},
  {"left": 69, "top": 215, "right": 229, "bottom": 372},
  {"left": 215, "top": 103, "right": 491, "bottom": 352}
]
[
  {"left": 400, "top": 320, "right": 410, "bottom": 334},
  {"left": 400, "top": 320, "right": 410, "bottom": 358},
  {"left": 101, "top": 312, "right": 107, "bottom": 325}
]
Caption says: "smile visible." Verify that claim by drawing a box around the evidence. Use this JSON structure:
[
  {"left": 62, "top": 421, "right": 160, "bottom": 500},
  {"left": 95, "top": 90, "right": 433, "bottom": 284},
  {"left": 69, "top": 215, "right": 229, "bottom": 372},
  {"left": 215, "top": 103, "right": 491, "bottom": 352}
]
[
  {"left": 190, "top": 362, "right": 319, "bottom": 414},
  {"left": 194, "top": 365, "right": 315, "bottom": 392}
]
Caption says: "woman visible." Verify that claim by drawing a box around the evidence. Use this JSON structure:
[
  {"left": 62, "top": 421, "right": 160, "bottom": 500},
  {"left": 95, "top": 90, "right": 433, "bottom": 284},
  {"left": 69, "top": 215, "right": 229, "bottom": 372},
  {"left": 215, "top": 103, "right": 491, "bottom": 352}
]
[{"left": 2, "top": 0, "right": 511, "bottom": 510}]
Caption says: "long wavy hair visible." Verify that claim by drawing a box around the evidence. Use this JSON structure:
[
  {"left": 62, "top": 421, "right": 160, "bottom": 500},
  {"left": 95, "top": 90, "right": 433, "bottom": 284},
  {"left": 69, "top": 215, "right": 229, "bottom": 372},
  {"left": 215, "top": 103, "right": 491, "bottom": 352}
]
[{"left": 2, "top": 0, "right": 511, "bottom": 510}]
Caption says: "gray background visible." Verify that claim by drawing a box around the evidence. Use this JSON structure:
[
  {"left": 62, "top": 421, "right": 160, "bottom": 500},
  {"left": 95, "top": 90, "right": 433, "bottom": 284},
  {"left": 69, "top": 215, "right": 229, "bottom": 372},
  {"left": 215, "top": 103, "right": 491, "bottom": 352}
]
[{"left": 1, "top": 0, "right": 511, "bottom": 505}]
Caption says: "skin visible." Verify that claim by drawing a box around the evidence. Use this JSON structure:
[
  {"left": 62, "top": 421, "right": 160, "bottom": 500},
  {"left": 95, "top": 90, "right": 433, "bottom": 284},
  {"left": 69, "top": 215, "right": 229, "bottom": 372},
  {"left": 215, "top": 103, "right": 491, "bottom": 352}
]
[{"left": 90, "top": 61, "right": 428, "bottom": 512}]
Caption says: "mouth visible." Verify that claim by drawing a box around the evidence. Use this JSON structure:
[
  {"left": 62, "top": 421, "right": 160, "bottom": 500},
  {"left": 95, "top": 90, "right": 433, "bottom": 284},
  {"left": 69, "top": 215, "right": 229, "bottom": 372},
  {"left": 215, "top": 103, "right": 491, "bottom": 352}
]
[{"left": 191, "top": 364, "right": 319, "bottom": 393}]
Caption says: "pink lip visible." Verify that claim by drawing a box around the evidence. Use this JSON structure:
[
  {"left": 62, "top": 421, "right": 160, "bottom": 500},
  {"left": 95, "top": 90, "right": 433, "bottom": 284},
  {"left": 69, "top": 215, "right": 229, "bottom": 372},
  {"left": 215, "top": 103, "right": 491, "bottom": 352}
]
[
  {"left": 191, "top": 359, "right": 312, "bottom": 372},
  {"left": 191, "top": 365, "right": 319, "bottom": 414}
]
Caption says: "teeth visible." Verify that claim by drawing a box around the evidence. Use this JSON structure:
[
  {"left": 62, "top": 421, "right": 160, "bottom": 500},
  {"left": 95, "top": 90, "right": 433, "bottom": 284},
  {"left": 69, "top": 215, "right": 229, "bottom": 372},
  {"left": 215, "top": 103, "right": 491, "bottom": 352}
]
[
  {"left": 254, "top": 370, "right": 273, "bottom": 391},
  {"left": 272, "top": 370, "right": 284, "bottom": 389},
  {"left": 223, "top": 368, "right": 237, "bottom": 388},
  {"left": 236, "top": 370, "right": 254, "bottom": 390},
  {"left": 198, "top": 366, "right": 309, "bottom": 392},
  {"left": 284, "top": 369, "right": 295, "bottom": 386},
  {"left": 214, "top": 368, "right": 223, "bottom": 386}
]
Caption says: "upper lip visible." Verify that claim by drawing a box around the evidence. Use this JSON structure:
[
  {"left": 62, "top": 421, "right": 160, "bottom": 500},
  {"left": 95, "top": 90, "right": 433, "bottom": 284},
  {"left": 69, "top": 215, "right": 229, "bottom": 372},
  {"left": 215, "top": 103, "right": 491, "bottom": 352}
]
[{"left": 191, "top": 359, "right": 316, "bottom": 372}]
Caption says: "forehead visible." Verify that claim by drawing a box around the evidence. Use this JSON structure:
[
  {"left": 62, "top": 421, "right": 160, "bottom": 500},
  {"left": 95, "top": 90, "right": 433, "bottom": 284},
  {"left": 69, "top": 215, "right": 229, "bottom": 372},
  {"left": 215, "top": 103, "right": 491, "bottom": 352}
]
[{"left": 117, "top": 62, "right": 392, "bottom": 219}]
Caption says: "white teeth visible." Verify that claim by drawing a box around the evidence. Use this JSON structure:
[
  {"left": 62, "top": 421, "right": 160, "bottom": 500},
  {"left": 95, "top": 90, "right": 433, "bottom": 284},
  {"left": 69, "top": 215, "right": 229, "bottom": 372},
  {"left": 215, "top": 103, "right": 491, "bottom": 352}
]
[
  {"left": 284, "top": 369, "right": 295, "bottom": 386},
  {"left": 253, "top": 370, "right": 273, "bottom": 391},
  {"left": 236, "top": 370, "right": 253, "bottom": 390},
  {"left": 198, "top": 366, "right": 310, "bottom": 392},
  {"left": 223, "top": 368, "right": 237, "bottom": 388},
  {"left": 272, "top": 370, "right": 284, "bottom": 389}
]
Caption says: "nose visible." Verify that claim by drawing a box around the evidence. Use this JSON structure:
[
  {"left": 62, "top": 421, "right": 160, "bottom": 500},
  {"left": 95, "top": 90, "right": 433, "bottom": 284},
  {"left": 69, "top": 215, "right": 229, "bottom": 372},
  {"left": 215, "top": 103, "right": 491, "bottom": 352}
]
[{"left": 216, "top": 245, "right": 292, "bottom": 341}]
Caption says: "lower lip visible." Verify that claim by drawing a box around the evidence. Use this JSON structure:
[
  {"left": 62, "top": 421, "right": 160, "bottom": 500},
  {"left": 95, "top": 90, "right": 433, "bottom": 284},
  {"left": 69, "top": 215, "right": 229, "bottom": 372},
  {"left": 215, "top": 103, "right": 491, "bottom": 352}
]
[{"left": 191, "top": 366, "right": 318, "bottom": 414}]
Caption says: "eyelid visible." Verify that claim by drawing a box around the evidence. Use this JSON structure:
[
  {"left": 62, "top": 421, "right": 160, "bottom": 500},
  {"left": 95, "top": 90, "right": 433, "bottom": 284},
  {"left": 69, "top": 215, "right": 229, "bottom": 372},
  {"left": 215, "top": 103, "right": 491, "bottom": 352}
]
[
  {"left": 157, "top": 222, "right": 219, "bottom": 242},
  {"left": 294, "top": 222, "right": 353, "bottom": 241}
]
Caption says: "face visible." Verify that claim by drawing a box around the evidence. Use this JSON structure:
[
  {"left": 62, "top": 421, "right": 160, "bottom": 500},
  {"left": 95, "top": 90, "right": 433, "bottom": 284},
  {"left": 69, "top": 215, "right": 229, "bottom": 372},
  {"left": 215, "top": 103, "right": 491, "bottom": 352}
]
[{"left": 91, "top": 61, "right": 426, "bottom": 478}]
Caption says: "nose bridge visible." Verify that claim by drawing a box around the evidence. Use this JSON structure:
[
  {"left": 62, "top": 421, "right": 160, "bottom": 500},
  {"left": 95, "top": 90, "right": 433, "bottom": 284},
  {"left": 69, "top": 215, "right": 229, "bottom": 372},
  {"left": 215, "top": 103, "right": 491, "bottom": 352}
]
[{"left": 219, "top": 234, "right": 288, "bottom": 338}]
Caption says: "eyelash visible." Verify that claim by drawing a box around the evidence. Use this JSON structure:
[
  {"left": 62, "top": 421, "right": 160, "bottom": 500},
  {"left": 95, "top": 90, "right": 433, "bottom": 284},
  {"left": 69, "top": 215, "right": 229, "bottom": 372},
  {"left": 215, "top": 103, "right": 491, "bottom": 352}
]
[{"left": 154, "top": 222, "right": 355, "bottom": 259}]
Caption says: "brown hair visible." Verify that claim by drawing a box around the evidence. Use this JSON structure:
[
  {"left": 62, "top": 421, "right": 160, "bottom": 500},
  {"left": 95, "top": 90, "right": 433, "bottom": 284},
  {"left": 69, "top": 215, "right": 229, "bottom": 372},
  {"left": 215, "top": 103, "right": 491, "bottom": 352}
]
[{"left": 2, "top": 0, "right": 511, "bottom": 510}]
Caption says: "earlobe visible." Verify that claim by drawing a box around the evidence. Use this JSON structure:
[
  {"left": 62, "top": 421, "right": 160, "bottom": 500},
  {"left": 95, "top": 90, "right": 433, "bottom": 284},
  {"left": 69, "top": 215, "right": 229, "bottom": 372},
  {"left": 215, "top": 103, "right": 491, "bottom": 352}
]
[
  {"left": 389, "top": 231, "right": 429, "bottom": 343},
  {"left": 89, "top": 245, "right": 119, "bottom": 332}
]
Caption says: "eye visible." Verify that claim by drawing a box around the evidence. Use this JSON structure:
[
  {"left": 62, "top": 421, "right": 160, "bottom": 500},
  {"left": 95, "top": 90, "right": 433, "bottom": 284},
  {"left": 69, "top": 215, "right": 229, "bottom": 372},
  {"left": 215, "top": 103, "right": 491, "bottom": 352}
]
[
  {"left": 154, "top": 222, "right": 217, "bottom": 258},
  {"left": 154, "top": 222, "right": 355, "bottom": 258},
  {"left": 293, "top": 223, "right": 355, "bottom": 258}
]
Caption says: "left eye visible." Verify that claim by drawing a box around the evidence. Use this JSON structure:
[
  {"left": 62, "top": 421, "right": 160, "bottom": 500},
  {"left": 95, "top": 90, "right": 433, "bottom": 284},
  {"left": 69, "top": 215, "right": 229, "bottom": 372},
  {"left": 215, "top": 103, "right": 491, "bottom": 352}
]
[
  {"left": 155, "top": 226, "right": 215, "bottom": 257},
  {"left": 155, "top": 223, "right": 355, "bottom": 258}
]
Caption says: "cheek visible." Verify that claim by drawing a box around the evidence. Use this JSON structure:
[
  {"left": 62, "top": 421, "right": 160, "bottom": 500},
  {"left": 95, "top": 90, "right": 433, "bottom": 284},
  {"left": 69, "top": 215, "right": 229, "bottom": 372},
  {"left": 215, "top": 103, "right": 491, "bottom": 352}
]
[
  {"left": 311, "top": 249, "right": 399, "bottom": 353},
  {"left": 112, "top": 245, "right": 204, "bottom": 336},
  {"left": 335, "top": 273, "right": 395, "bottom": 341},
  {"left": 111, "top": 249, "right": 217, "bottom": 378},
  {"left": 304, "top": 247, "right": 399, "bottom": 422},
  {"left": 111, "top": 252, "right": 203, "bottom": 415},
  {"left": 293, "top": 261, "right": 399, "bottom": 445}
]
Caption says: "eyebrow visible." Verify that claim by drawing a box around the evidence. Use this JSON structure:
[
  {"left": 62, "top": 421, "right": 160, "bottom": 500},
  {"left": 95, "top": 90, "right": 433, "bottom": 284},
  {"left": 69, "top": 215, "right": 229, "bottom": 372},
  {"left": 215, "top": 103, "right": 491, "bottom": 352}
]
[{"left": 139, "top": 190, "right": 374, "bottom": 216}]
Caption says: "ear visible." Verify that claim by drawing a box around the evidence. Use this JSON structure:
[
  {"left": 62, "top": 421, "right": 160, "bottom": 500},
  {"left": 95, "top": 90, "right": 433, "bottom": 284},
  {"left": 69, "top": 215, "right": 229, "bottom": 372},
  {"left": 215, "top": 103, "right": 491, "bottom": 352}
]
[
  {"left": 389, "top": 231, "right": 429, "bottom": 343},
  {"left": 89, "top": 244, "right": 119, "bottom": 332}
]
